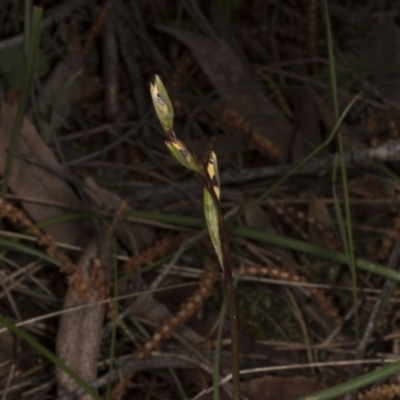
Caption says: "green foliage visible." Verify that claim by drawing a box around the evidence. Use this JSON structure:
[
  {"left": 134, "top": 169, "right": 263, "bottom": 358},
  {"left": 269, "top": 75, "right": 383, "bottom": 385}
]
[{"left": 0, "top": 45, "right": 48, "bottom": 90}]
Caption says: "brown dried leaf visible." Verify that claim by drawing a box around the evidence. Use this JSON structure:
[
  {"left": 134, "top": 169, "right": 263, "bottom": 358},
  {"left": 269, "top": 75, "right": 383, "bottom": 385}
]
[
  {"left": 241, "top": 375, "right": 341, "bottom": 400},
  {"left": 0, "top": 100, "right": 87, "bottom": 245},
  {"left": 56, "top": 214, "right": 117, "bottom": 399},
  {"left": 158, "top": 26, "right": 293, "bottom": 162}
]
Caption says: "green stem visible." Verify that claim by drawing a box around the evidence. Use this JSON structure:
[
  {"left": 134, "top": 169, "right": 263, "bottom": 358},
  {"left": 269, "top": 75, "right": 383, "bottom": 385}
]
[
  {"left": 225, "top": 275, "right": 240, "bottom": 399},
  {"left": 202, "top": 174, "right": 241, "bottom": 400}
]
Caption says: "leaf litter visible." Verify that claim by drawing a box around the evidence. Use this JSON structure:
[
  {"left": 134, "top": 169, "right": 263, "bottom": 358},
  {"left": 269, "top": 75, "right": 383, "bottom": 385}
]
[{"left": 1, "top": 2, "right": 400, "bottom": 400}]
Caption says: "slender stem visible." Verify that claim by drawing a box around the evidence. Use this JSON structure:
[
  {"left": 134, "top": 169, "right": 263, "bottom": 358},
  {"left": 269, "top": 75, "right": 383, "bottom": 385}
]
[
  {"left": 225, "top": 272, "right": 240, "bottom": 400},
  {"left": 201, "top": 173, "right": 241, "bottom": 400}
]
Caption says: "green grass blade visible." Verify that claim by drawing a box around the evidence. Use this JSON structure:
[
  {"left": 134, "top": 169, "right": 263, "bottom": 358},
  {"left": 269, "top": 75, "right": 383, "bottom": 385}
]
[
  {"left": 298, "top": 360, "right": 400, "bottom": 400},
  {"left": 323, "top": 0, "right": 359, "bottom": 336},
  {"left": 0, "top": 313, "right": 101, "bottom": 400},
  {"left": 37, "top": 209, "right": 400, "bottom": 282},
  {"left": 24, "top": 0, "right": 31, "bottom": 53},
  {"left": 0, "top": 5, "right": 43, "bottom": 197},
  {"left": 231, "top": 226, "right": 400, "bottom": 282},
  {"left": 21, "top": 207, "right": 400, "bottom": 282},
  {"left": 332, "top": 156, "right": 349, "bottom": 256},
  {"left": 0, "top": 237, "right": 60, "bottom": 265},
  {"left": 35, "top": 211, "right": 102, "bottom": 229},
  {"left": 169, "top": 368, "right": 187, "bottom": 400}
]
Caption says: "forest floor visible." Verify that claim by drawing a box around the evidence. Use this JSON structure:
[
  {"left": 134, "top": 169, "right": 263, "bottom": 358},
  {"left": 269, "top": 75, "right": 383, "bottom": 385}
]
[{"left": 1, "top": 1, "right": 400, "bottom": 399}]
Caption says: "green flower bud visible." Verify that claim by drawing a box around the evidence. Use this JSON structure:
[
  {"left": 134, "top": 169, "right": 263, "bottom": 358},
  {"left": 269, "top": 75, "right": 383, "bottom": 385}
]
[
  {"left": 165, "top": 137, "right": 203, "bottom": 174},
  {"left": 149, "top": 75, "right": 174, "bottom": 135}
]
